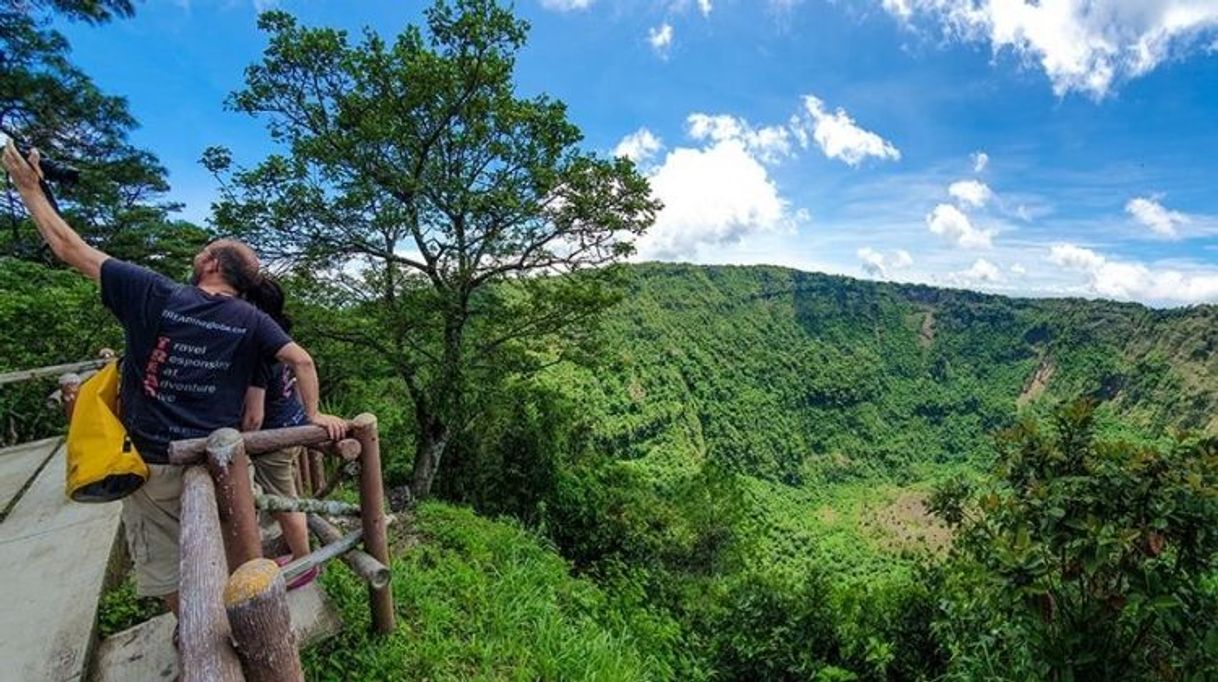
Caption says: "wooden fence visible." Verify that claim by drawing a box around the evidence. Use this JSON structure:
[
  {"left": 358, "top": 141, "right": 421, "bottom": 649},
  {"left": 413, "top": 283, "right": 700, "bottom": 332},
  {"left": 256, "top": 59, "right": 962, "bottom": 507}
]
[
  {"left": 3, "top": 357, "right": 395, "bottom": 682},
  {"left": 168, "top": 418, "right": 396, "bottom": 681}
]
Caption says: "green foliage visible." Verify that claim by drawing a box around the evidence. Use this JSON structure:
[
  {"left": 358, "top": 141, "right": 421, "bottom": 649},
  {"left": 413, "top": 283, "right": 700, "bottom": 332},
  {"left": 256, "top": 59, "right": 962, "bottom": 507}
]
[
  {"left": 0, "top": 258, "right": 119, "bottom": 443},
  {"left": 1, "top": 7, "right": 206, "bottom": 268},
  {"left": 96, "top": 575, "right": 164, "bottom": 638},
  {"left": 930, "top": 400, "right": 1218, "bottom": 680},
  {"left": 3, "top": 0, "right": 134, "bottom": 24},
  {"left": 303, "top": 502, "right": 682, "bottom": 681},
  {"left": 207, "top": 0, "right": 657, "bottom": 498}
]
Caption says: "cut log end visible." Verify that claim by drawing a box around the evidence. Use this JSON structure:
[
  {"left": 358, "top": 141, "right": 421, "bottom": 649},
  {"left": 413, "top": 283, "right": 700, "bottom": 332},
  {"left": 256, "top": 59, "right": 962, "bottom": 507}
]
[
  {"left": 207, "top": 427, "right": 244, "bottom": 467},
  {"left": 224, "top": 558, "right": 282, "bottom": 608},
  {"left": 332, "top": 438, "right": 362, "bottom": 461},
  {"left": 352, "top": 413, "right": 377, "bottom": 431}
]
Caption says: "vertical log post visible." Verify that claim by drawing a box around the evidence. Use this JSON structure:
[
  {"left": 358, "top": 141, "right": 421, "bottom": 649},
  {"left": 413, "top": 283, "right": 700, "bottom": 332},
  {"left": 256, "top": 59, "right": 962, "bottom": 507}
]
[
  {"left": 297, "top": 449, "right": 312, "bottom": 497},
  {"left": 308, "top": 449, "right": 325, "bottom": 496},
  {"left": 179, "top": 466, "right": 244, "bottom": 682},
  {"left": 225, "top": 558, "right": 304, "bottom": 682},
  {"left": 352, "top": 413, "right": 394, "bottom": 634},
  {"left": 207, "top": 427, "right": 262, "bottom": 573}
]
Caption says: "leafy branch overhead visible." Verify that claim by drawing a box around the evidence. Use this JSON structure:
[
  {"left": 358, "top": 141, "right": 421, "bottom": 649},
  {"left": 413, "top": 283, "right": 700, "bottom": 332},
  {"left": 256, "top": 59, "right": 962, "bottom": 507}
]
[{"left": 205, "top": 0, "right": 659, "bottom": 498}]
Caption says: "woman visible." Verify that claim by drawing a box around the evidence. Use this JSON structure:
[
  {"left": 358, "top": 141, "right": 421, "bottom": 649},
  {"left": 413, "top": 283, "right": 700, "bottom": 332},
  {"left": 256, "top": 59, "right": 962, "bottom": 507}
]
[{"left": 243, "top": 276, "right": 318, "bottom": 589}]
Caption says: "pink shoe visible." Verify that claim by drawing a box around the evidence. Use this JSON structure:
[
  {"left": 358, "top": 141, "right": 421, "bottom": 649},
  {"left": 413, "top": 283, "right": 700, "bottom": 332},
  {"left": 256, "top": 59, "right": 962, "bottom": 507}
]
[
  {"left": 274, "top": 554, "right": 293, "bottom": 567},
  {"left": 286, "top": 565, "right": 319, "bottom": 591}
]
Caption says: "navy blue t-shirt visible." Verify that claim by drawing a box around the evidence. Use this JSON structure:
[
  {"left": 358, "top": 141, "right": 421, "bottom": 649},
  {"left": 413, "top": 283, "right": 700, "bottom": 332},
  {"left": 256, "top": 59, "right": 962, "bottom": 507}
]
[
  {"left": 253, "top": 361, "right": 308, "bottom": 429},
  {"left": 100, "top": 259, "right": 291, "bottom": 463}
]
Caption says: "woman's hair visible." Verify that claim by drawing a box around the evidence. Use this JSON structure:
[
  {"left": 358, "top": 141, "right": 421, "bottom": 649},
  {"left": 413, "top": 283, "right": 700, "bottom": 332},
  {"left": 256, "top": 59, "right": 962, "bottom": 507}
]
[{"left": 245, "top": 275, "right": 293, "bottom": 334}]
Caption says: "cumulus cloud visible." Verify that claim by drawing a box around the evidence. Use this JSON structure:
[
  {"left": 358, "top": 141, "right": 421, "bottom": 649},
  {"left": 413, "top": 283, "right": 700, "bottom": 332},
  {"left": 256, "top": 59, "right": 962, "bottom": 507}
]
[
  {"left": 794, "top": 95, "right": 901, "bottom": 166},
  {"left": 698, "top": 0, "right": 712, "bottom": 17},
  {"left": 859, "top": 247, "right": 888, "bottom": 278},
  {"left": 1049, "top": 243, "right": 1107, "bottom": 270},
  {"left": 1010, "top": 263, "right": 1027, "bottom": 276},
  {"left": 926, "top": 203, "right": 994, "bottom": 248},
  {"left": 634, "top": 116, "right": 802, "bottom": 259},
  {"left": 1047, "top": 243, "right": 1218, "bottom": 304},
  {"left": 688, "top": 114, "right": 793, "bottom": 164},
  {"left": 649, "top": 23, "right": 674, "bottom": 57},
  {"left": 972, "top": 150, "right": 989, "bottom": 173},
  {"left": 960, "top": 258, "right": 1002, "bottom": 283},
  {"left": 613, "top": 128, "right": 664, "bottom": 164},
  {"left": 881, "top": 1, "right": 1218, "bottom": 98},
  {"left": 540, "top": 0, "right": 594, "bottom": 10},
  {"left": 857, "top": 247, "right": 914, "bottom": 279},
  {"left": 1126, "top": 196, "right": 1188, "bottom": 237},
  {"left": 948, "top": 179, "right": 993, "bottom": 208}
]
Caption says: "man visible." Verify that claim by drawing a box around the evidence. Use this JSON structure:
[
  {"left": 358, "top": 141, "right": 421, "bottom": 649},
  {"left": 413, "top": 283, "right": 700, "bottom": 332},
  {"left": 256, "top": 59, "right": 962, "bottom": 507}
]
[{"left": 2, "top": 140, "right": 346, "bottom": 616}]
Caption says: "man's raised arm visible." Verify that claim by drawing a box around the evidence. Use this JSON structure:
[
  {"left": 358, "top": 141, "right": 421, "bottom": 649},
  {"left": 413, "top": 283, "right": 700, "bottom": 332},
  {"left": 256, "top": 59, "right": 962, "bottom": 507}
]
[{"left": 2, "top": 140, "right": 108, "bottom": 280}]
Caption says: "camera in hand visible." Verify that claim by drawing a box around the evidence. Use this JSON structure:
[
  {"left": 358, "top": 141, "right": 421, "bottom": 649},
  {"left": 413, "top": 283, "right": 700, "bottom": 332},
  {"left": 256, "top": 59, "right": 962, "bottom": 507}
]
[
  {"left": 1, "top": 130, "right": 81, "bottom": 185},
  {"left": 15, "top": 144, "right": 81, "bottom": 185}
]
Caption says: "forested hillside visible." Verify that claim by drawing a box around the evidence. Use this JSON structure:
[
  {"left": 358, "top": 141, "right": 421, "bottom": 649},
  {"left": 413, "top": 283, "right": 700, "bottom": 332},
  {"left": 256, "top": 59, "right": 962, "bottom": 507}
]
[
  {"left": 554, "top": 262, "right": 1216, "bottom": 485},
  {"left": 9, "top": 257, "right": 1218, "bottom": 678}
]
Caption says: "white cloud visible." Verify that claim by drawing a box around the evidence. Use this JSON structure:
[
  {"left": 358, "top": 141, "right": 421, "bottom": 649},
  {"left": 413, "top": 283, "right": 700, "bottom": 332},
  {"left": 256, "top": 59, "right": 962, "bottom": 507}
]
[
  {"left": 649, "top": 23, "right": 674, "bottom": 57},
  {"left": 636, "top": 136, "right": 796, "bottom": 259},
  {"left": 795, "top": 95, "right": 901, "bottom": 166},
  {"left": 1049, "top": 243, "right": 1107, "bottom": 270},
  {"left": 960, "top": 258, "right": 1002, "bottom": 283},
  {"left": 857, "top": 247, "right": 914, "bottom": 279},
  {"left": 882, "top": 1, "right": 1218, "bottom": 98},
  {"left": 948, "top": 179, "right": 993, "bottom": 208},
  {"left": 1125, "top": 196, "right": 1188, "bottom": 237},
  {"left": 1047, "top": 243, "right": 1218, "bottom": 304},
  {"left": 926, "top": 203, "right": 994, "bottom": 248},
  {"left": 858, "top": 247, "right": 888, "bottom": 278},
  {"left": 1010, "top": 262, "right": 1027, "bottom": 275},
  {"left": 688, "top": 114, "right": 792, "bottom": 164},
  {"left": 698, "top": 0, "right": 712, "bottom": 17},
  {"left": 972, "top": 150, "right": 989, "bottom": 173},
  {"left": 613, "top": 128, "right": 664, "bottom": 164},
  {"left": 540, "top": 0, "right": 594, "bottom": 10}
]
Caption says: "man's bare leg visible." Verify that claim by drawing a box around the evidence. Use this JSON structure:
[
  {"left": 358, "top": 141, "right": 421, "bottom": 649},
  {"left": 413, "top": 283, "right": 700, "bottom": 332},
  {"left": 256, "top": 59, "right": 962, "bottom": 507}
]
[{"left": 275, "top": 511, "right": 310, "bottom": 560}]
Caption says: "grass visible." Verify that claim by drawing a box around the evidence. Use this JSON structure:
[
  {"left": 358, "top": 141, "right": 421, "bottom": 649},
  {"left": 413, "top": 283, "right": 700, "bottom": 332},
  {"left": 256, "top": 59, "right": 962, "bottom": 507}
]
[
  {"left": 303, "top": 502, "right": 672, "bottom": 681},
  {"left": 96, "top": 575, "right": 165, "bottom": 637}
]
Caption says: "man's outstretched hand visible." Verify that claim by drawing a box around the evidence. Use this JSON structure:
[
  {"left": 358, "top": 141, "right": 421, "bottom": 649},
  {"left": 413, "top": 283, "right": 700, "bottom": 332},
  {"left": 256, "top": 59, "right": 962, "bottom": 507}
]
[
  {"left": 2, "top": 139, "right": 44, "bottom": 194},
  {"left": 311, "top": 413, "right": 347, "bottom": 442}
]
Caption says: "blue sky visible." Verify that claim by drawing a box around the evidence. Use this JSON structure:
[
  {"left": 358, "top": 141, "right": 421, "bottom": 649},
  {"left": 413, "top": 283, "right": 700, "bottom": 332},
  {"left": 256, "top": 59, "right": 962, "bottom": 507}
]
[{"left": 54, "top": 0, "right": 1218, "bottom": 306}]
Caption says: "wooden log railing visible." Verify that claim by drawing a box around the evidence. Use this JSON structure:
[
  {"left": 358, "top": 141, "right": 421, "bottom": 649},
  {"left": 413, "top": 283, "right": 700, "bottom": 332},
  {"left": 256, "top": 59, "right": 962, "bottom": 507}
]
[{"left": 174, "top": 414, "right": 396, "bottom": 682}]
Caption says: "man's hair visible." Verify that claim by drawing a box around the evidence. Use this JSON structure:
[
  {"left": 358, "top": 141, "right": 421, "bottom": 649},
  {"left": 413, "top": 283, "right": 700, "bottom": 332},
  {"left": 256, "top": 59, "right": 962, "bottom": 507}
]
[{"left": 209, "top": 239, "right": 260, "bottom": 294}]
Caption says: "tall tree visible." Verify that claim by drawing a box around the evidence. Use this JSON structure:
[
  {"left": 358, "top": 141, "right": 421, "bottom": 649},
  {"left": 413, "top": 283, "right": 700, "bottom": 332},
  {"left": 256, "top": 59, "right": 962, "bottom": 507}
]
[
  {"left": 2, "top": 0, "right": 134, "bottom": 24},
  {"left": 1, "top": 1, "right": 207, "bottom": 272},
  {"left": 206, "top": 0, "right": 658, "bottom": 498}
]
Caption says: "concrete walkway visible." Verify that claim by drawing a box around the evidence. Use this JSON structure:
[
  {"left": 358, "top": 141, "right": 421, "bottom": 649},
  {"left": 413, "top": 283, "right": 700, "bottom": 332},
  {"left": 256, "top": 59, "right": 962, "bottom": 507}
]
[{"left": 0, "top": 438, "right": 123, "bottom": 682}]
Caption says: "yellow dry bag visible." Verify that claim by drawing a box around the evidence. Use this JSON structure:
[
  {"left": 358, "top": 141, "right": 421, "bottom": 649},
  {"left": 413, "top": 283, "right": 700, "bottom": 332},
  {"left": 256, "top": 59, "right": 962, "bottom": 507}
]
[{"left": 66, "top": 361, "right": 148, "bottom": 502}]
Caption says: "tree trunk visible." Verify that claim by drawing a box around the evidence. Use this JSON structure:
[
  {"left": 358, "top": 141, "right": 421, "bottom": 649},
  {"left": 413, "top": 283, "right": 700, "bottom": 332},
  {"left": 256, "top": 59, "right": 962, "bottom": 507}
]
[{"left": 410, "top": 422, "right": 449, "bottom": 500}]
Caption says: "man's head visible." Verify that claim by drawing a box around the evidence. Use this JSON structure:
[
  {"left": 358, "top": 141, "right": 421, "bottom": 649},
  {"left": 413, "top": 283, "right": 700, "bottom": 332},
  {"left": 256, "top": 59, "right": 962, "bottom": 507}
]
[{"left": 191, "top": 239, "right": 261, "bottom": 294}]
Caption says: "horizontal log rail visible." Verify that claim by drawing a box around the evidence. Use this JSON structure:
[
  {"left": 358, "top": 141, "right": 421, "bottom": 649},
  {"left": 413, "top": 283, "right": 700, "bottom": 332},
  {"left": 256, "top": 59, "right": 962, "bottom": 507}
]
[
  {"left": 254, "top": 494, "right": 361, "bottom": 516},
  {"left": 168, "top": 425, "right": 360, "bottom": 464},
  {"left": 0, "top": 358, "right": 109, "bottom": 386},
  {"left": 307, "top": 514, "right": 392, "bottom": 590}
]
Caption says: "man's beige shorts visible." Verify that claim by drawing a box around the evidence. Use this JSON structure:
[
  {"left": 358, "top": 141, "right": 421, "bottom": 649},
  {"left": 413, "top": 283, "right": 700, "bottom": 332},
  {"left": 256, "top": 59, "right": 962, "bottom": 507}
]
[
  {"left": 121, "top": 448, "right": 300, "bottom": 598},
  {"left": 121, "top": 464, "right": 183, "bottom": 598},
  {"left": 253, "top": 446, "right": 302, "bottom": 499}
]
